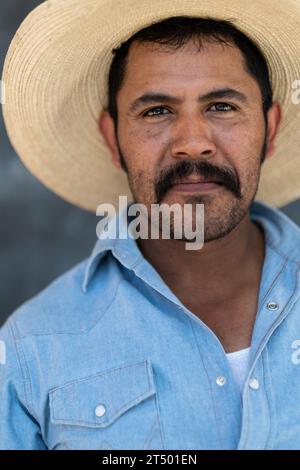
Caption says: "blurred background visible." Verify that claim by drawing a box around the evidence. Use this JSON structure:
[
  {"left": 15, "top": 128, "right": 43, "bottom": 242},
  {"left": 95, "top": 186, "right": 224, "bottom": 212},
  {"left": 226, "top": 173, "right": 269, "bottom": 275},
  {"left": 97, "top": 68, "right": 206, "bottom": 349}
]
[
  {"left": 0, "top": 0, "right": 299, "bottom": 326},
  {"left": 0, "top": 0, "right": 97, "bottom": 326}
]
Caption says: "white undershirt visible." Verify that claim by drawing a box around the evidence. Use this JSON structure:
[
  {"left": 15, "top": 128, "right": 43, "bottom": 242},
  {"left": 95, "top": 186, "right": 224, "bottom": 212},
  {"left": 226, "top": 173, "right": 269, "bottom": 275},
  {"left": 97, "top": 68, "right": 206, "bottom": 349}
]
[{"left": 226, "top": 347, "right": 251, "bottom": 393}]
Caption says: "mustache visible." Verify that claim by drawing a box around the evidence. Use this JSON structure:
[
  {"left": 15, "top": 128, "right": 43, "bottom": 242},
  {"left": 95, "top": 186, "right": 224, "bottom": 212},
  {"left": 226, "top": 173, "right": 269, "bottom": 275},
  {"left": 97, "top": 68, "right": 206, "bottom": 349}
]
[{"left": 155, "top": 160, "right": 241, "bottom": 203}]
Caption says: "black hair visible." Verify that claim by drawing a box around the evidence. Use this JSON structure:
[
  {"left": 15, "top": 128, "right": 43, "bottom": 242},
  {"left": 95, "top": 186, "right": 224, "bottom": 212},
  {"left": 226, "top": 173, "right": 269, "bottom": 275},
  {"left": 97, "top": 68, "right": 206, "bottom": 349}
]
[{"left": 107, "top": 16, "right": 273, "bottom": 128}]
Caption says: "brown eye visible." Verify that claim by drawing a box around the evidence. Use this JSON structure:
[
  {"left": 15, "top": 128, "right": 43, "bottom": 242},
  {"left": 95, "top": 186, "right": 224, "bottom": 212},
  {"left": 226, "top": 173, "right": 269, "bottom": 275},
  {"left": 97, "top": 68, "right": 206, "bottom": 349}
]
[
  {"left": 143, "top": 107, "right": 170, "bottom": 117},
  {"left": 209, "top": 103, "right": 235, "bottom": 112}
]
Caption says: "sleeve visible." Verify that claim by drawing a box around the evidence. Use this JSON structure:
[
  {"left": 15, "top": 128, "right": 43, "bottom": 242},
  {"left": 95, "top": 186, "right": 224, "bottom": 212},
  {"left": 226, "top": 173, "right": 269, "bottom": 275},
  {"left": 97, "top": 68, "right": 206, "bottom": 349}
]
[{"left": 0, "top": 319, "right": 47, "bottom": 450}]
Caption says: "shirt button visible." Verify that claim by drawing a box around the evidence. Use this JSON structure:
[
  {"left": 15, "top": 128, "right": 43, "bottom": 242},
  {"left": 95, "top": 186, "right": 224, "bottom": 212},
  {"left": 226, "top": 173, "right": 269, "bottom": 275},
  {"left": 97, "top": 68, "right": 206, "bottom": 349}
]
[
  {"left": 249, "top": 378, "right": 260, "bottom": 390},
  {"left": 95, "top": 404, "right": 106, "bottom": 417},
  {"left": 267, "top": 301, "right": 279, "bottom": 311},
  {"left": 216, "top": 375, "right": 227, "bottom": 386}
]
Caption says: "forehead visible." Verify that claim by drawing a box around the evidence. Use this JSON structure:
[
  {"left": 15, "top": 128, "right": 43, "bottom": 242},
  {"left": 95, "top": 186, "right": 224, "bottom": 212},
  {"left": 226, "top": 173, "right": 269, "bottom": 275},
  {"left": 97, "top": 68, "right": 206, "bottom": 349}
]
[{"left": 120, "top": 38, "right": 260, "bottom": 98}]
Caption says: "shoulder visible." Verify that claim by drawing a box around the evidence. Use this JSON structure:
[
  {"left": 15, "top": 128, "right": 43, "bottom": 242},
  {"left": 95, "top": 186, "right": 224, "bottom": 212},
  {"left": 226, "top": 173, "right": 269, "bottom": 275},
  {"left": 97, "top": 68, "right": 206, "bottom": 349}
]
[
  {"left": 1, "top": 251, "right": 122, "bottom": 338},
  {"left": 251, "top": 201, "right": 300, "bottom": 265}
]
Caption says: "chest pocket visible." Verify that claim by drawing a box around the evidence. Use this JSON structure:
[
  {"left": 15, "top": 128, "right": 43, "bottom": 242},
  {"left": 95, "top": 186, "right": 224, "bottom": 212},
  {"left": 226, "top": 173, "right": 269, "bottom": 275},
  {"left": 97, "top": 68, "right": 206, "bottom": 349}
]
[{"left": 48, "top": 359, "right": 163, "bottom": 450}]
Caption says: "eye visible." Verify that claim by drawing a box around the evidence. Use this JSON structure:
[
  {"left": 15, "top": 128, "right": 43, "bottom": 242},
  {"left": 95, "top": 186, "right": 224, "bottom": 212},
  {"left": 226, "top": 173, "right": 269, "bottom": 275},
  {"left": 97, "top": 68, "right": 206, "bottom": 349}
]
[
  {"left": 143, "top": 107, "right": 170, "bottom": 117},
  {"left": 208, "top": 102, "right": 236, "bottom": 112}
]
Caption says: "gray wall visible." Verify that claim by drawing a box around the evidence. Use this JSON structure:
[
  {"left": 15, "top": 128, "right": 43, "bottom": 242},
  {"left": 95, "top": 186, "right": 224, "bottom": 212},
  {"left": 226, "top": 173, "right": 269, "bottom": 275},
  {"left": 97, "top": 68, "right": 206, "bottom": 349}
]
[
  {"left": 0, "top": 0, "right": 299, "bottom": 326},
  {"left": 0, "top": 0, "right": 97, "bottom": 326}
]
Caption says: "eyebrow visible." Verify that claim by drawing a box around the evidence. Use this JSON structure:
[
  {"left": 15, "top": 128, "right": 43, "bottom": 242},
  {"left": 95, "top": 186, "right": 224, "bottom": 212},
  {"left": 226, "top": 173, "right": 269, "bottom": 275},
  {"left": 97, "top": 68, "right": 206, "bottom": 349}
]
[{"left": 128, "top": 87, "right": 248, "bottom": 113}]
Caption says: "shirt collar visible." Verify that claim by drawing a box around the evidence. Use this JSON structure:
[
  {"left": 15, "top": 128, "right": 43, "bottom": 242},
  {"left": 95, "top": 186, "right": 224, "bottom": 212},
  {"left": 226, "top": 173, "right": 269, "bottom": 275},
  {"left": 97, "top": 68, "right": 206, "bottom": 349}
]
[
  {"left": 82, "top": 201, "right": 142, "bottom": 292},
  {"left": 250, "top": 199, "right": 300, "bottom": 265},
  {"left": 82, "top": 199, "right": 300, "bottom": 292}
]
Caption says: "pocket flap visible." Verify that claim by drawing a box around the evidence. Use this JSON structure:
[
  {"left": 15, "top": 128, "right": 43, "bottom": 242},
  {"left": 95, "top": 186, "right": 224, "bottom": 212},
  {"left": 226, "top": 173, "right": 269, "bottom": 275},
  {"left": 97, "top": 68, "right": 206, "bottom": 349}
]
[{"left": 49, "top": 359, "right": 156, "bottom": 428}]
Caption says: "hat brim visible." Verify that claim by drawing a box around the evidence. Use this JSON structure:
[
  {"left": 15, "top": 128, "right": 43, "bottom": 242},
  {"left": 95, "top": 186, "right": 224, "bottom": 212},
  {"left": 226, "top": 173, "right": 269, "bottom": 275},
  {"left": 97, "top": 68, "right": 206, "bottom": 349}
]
[{"left": 2, "top": 0, "right": 300, "bottom": 211}]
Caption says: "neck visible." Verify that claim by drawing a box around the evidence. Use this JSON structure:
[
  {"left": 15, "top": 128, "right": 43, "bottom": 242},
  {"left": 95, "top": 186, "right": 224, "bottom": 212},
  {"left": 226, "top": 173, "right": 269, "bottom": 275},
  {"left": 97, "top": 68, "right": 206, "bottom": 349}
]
[{"left": 136, "top": 213, "right": 265, "bottom": 303}]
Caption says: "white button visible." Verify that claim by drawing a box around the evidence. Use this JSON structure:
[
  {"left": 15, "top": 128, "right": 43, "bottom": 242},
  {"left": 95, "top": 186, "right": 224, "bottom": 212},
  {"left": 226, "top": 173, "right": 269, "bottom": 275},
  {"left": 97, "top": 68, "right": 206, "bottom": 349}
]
[
  {"left": 267, "top": 301, "right": 279, "bottom": 311},
  {"left": 95, "top": 404, "right": 106, "bottom": 417},
  {"left": 216, "top": 375, "right": 227, "bottom": 386},
  {"left": 249, "top": 378, "right": 260, "bottom": 390}
]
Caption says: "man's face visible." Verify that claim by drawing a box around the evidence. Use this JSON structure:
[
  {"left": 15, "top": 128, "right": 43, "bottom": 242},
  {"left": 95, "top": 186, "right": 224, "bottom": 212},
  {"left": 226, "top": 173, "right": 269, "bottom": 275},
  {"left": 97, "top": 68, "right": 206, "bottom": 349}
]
[{"left": 103, "top": 39, "right": 273, "bottom": 242}]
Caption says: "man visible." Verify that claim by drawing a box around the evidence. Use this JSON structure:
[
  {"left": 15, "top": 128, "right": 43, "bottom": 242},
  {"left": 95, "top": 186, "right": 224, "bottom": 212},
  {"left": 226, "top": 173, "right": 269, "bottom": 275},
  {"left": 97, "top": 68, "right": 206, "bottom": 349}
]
[{"left": 0, "top": 0, "right": 300, "bottom": 450}]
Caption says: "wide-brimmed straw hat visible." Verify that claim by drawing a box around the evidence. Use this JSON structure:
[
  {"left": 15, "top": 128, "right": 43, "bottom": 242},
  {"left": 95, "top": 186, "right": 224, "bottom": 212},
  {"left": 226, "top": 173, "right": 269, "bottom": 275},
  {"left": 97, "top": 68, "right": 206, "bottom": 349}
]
[{"left": 2, "top": 0, "right": 300, "bottom": 211}]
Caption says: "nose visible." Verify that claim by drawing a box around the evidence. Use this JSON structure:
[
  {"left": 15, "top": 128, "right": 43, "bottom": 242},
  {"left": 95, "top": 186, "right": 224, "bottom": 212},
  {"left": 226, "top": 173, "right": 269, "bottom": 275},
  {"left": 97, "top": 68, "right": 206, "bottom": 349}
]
[{"left": 170, "top": 113, "right": 217, "bottom": 161}]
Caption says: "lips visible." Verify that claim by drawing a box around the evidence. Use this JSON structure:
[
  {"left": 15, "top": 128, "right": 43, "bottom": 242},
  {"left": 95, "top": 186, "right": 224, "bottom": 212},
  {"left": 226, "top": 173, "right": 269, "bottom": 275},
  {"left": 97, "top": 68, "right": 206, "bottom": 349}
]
[{"left": 172, "top": 178, "right": 223, "bottom": 186}]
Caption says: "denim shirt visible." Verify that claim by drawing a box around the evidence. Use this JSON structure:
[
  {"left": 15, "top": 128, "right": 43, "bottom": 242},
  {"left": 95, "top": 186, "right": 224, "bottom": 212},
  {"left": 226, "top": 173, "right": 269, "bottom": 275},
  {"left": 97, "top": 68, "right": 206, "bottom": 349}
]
[{"left": 1, "top": 200, "right": 300, "bottom": 450}]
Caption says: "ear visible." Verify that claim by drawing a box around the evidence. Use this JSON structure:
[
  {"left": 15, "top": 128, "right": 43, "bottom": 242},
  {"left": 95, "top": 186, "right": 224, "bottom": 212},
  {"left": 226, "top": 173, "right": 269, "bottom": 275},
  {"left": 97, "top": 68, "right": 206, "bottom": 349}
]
[
  {"left": 264, "top": 102, "right": 282, "bottom": 160},
  {"left": 98, "top": 110, "right": 123, "bottom": 170}
]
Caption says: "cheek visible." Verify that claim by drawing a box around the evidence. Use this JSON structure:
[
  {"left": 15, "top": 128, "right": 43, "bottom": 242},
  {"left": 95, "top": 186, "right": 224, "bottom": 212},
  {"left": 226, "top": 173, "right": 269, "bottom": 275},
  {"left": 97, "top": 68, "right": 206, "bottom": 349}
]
[
  {"left": 214, "top": 124, "right": 264, "bottom": 192},
  {"left": 216, "top": 121, "right": 256, "bottom": 144},
  {"left": 216, "top": 122, "right": 264, "bottom": 160},
  {"left": 122, "top": 125, "right": 166, "bottom": 173}
]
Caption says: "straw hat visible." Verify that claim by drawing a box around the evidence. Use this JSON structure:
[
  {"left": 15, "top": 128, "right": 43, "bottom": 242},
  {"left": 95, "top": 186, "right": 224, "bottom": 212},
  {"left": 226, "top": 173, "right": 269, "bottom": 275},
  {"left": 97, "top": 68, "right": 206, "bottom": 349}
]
[{"left": 2, "top": 0, "right": 300, "bottom": 212}]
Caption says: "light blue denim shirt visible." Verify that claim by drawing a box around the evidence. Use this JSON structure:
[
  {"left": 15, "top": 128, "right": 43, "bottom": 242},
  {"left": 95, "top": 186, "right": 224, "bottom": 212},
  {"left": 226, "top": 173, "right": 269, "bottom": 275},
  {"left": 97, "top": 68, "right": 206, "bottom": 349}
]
[{"left": 1, "top": 200, "right": 300, "bottom": 450}]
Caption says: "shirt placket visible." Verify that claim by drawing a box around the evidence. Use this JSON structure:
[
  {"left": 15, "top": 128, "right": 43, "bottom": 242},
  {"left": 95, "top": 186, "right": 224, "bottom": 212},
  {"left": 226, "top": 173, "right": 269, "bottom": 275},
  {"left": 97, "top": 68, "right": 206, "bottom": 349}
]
[{"left": 237, "top": 260, "right": 300, "bottom": 449}]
